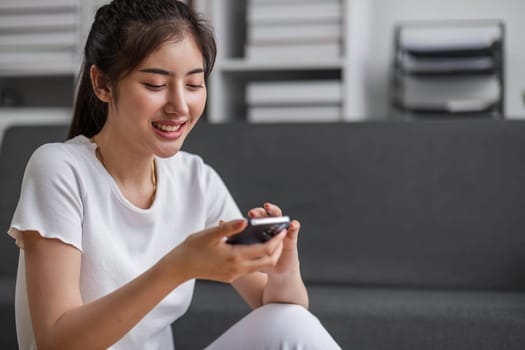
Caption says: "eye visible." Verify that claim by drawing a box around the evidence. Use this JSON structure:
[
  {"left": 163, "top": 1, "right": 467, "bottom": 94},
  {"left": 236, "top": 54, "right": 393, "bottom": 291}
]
[
  {"left": 186, "top": 83, "right": 204, "bottom": 90},
  {"left": 143, "top": 83, "right": 166, "bottom": 91}
]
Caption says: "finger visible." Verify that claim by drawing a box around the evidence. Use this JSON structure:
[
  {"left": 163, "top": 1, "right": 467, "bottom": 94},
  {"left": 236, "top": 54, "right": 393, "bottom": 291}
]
[
  {"left": 234, "top": 230, "right": 286, "bottom": 259},
  {"left": 256, "top": 229, "right": 286, "bottom": 258},
  {"left": 243, "top": 243, "right": 284, "bottom": 272},
  {"left": 248, "top": 207, "right": 267, "bottom": 218},
  {"left": 286, "top": 220, "right": 301, "bottom": 242},
  {"left": 264, "top": 202, "right": 282, "bottom": 217}
]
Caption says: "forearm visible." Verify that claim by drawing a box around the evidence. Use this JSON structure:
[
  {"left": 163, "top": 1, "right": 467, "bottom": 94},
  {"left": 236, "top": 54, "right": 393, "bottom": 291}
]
[{"left": 36, "top": 253, "right": 188, "bottom": 350}]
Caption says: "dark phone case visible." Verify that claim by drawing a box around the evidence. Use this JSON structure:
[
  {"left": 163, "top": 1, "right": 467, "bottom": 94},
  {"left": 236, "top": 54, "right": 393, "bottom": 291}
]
[{"left": 227, "top": 220, "right": 290, "bottom": 245}]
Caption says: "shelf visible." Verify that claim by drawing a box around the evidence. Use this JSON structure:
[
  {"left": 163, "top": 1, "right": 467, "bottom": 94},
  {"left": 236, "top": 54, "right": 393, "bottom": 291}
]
[
  {"left": 397, "top": 55, "right": 497, "bottom": 77},
  {"left": 0, "top": 107, "right": 71, "bottom": 146},
  {"left": 393, "top": 105, "right": 500, "bottom": 119},
  {"left": 0, "top": 62, "right": 79, "bottom": 77},
  {"left": 402, "top": 42, "right": 499, "bottom": 58},
  {"left": 401, "top": 68, "right": 497, "bottom": 77},
  {"left": 395, "top": 100, "right": 498, "bottom": 114},
  {"left": 218, "top": 58, "right": 344, "bottom": 72},
  {"left": 0, "top": 107, "right": 71, "bottom": 120}
]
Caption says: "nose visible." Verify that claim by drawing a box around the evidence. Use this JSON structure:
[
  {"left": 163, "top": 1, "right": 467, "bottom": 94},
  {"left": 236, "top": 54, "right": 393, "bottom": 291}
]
[{"left": 164, "top": 83, "right": 189, "bottom": 115}]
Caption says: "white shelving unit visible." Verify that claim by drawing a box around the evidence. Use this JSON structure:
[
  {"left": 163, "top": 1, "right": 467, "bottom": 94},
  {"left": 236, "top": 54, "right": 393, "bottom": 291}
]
[
  {"left": 0, "top": 0, "right": 107, "bottom": 132},
  {"left": 0, "top": 0, "right": 108, "bottom": 77},
  {"left": 0, "top": 0, "right": 370, "bottom": 127},
  {"left": 203, "top": 0, "right": 365, "bottom": 123},
  {"left": 0, "top": 0, "right": 81, "bottom": 77}
]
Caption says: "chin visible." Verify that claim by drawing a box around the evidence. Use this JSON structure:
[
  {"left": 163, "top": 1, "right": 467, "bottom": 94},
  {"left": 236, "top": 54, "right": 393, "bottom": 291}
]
[
  {"left": 156, "top": 146, "right": 182, "bottom": 159},
  {"left": 152, "top": 132, "right": 189, "bottom": 158}
]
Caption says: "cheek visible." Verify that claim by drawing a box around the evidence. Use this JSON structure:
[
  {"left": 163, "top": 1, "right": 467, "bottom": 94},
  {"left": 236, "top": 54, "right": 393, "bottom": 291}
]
[
  {"left": 120, "top": 90, "right": 163, "bottom": 116},
  {"left": 188, "top": 90, "right": 207, "bottom": 116}
]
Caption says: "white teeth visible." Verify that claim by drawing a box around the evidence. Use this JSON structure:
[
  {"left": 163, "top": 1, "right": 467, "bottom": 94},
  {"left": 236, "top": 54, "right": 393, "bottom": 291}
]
[{"left": 153, "top": 122, "right": 182, "bottom": 132}]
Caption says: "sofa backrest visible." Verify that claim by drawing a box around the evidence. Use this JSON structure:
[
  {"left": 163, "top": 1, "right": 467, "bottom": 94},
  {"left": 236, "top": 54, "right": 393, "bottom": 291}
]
[
  {"left": 0, "top": 124, "right": 69, "bottom": 278},
  {"left": 2, "top": 121, "right": 525, "bottom": 291},
  {"left": 183, "top": 120, "right": 525, "bottom": 291}
]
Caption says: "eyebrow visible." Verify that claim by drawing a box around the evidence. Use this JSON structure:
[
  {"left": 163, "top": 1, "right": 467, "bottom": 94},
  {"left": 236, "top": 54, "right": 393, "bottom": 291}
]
[{"left": 139, "top": 67, "right": 204, "bottom": 77}]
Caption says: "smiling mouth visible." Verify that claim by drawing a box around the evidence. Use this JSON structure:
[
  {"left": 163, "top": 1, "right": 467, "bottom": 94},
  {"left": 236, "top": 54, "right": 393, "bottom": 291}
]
[{"left": 152, "top": 121, "right": 185, "bottom": 132}]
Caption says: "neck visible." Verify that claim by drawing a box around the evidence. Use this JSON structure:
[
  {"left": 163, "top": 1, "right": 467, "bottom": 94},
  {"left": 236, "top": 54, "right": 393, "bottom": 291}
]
[{"left": 91, "top": 133, "right": 157, "bottom": 209}]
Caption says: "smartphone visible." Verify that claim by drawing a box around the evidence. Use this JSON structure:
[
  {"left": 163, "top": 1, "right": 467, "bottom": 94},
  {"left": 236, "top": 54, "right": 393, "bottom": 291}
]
[{"left": 226, "top": 216, "right": 290, "bottom": 245}]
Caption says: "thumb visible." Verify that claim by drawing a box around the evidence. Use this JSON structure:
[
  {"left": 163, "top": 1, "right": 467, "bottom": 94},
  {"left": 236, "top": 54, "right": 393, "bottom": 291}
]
[{"left": 209, "top": 218, "right": 247, "bottom": 240}]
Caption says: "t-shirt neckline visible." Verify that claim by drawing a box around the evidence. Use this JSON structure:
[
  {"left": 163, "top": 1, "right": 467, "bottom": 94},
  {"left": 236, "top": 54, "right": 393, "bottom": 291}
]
[{"left": 72, "top": 135, "right": 161, "bottom": 214}]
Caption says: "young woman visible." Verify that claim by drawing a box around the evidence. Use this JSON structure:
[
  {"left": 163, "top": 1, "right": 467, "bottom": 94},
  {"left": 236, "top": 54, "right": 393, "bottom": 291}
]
[{"left": 8, "top": 1, "right": 341, "bottom": 349}]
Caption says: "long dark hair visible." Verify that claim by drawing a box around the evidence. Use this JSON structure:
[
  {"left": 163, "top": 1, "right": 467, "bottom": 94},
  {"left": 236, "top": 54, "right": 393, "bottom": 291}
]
[{"left": 68, "top": 0, "right": 216, "bottom": 139}]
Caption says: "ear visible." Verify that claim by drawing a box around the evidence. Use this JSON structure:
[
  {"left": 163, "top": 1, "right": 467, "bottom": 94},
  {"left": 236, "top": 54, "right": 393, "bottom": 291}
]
[{"left": 90, "top": 65, "right": 112, "bottom": 103}]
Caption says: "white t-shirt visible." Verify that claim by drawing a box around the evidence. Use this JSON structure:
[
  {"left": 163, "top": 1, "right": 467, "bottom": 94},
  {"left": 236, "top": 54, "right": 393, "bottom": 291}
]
[{"left": 8, "top": 135, "right": 242, "bottom": 350}]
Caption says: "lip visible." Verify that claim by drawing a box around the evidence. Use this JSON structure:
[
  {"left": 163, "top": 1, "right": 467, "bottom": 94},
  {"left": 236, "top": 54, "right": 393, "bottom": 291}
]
[{"left": 151, "top": 119, "right": 188, "bottom": 140}]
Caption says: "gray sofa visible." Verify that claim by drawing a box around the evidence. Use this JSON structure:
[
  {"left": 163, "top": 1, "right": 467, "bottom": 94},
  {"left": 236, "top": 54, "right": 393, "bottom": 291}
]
[{"left": 2, "top": 120, "right": 525, "bottom": 349}]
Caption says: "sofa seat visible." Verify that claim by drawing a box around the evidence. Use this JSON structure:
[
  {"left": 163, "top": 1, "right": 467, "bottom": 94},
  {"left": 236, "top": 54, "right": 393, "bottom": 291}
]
[
  {"left": 0, "top": 279, "right": 17, "bottom": 348},
  {"left": 175, "top": 281, "right": 525, "bottom": 349}
]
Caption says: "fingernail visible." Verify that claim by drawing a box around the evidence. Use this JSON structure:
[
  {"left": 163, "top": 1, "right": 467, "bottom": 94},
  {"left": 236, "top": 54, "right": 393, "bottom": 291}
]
[{"left": 233, "top": 219, "right": 246, "bottom": 229}]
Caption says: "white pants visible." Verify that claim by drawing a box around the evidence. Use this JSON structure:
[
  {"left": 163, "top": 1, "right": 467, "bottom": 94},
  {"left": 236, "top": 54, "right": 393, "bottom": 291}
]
[{"left": 205, "top": 304, "right": 341, "bottom": 350}]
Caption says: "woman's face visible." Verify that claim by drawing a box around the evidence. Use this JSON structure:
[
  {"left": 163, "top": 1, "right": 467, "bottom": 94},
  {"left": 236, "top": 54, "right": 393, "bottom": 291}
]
[{"left": 107, "top": 34, "right": 207, "bottom": 158}]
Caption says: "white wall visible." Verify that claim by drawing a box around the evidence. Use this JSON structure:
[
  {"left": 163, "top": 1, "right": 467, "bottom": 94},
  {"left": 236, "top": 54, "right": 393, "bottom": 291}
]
[{"left": 349, "top": 0, "right": 525, "bottom": 119}]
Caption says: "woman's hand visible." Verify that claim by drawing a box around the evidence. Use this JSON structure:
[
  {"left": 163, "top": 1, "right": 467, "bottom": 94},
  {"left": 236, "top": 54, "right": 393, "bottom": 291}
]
[
  {"left": 170, "top": 218, "right": 286, "bottom": 283},
  {"left": 248, "top": 203, "right": 301, "bottom": 277},
  {"left": 247, "top": 202, "right": 309, "bottom": 308}
]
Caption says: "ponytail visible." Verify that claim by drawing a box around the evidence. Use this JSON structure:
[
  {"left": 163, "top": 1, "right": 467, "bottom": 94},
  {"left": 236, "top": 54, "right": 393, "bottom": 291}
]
[{"left": 68, "top": 62, "right": 108, "bottom": 139}]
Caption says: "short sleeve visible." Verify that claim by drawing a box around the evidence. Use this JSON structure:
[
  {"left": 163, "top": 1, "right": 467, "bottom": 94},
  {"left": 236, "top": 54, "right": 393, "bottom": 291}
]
[
  {"left": 202, "top": 164, "right": 243, "bottom": 227},
  {"left": 8, "top": 144, "right": 84, "bottom": 251}
]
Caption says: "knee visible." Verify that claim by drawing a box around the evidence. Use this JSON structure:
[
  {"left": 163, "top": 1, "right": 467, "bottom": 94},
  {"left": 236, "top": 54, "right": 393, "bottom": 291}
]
[
  {"left": 250, "top": 303, "right": 340, "bottom": 349},
  {"left": 207, "top": 303, "right": 341, "bottom": 350},
  {"left": 257, "top": 303, "right": 317, "bottom": 325}
]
